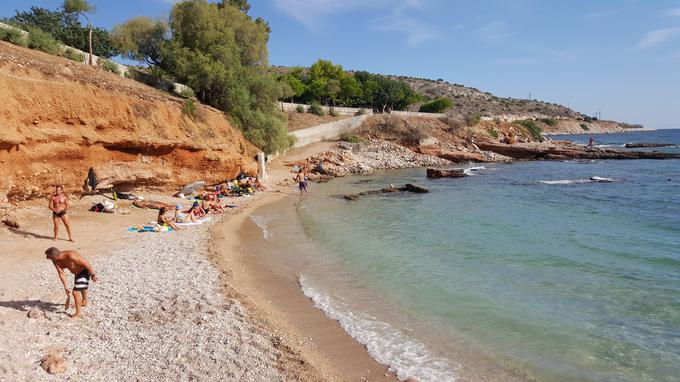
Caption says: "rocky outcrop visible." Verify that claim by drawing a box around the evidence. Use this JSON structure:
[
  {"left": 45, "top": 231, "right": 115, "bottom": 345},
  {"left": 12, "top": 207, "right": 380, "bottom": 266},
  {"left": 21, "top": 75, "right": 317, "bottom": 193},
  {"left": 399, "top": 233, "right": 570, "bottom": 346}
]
[
  {"left": 303, "top": 140, "right": 451, "bottom": 176},
  {"left": 344, "top": 183, "right": 429, "bottom": 200},
  {"left": 426, "top": 168, "right": 467, "bottom": 178},
  {"left": 476, "top": 142, "right": 680, "bottom": 160},
  {"left": 0, "top": 42, "right": 259, "bottom": 202},
  {"left": 417, "top": 146, "right": 488, "bottom": 162},
  {"left": 624, "top": 143, "right": 676, "bottom": 148}
]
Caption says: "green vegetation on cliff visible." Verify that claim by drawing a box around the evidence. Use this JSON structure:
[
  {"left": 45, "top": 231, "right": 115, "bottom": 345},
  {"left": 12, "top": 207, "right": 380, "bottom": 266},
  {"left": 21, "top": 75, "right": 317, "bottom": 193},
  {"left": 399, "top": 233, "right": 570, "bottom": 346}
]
[
  {"left": 113, "top": 0, "right": 291, "bottom": 153},
  {"left": 277, "top": 59, "right": 422, "bottom": 112}
]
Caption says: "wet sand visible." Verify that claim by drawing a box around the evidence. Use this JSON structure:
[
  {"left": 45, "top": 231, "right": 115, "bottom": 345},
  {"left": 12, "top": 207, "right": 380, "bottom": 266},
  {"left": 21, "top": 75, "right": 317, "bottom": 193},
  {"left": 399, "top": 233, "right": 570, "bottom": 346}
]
[{"left": 208, "top": 191, "right": 397, "bottom": 382}]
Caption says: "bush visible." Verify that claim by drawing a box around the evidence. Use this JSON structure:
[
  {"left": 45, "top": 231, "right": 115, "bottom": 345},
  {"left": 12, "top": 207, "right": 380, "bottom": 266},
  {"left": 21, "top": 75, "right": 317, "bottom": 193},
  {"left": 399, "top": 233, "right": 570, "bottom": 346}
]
[
  {"left": 340, "top": 133, "right": 363, "bottom": 144},
  {"left": 62, "top": 48, "right": 84, "bottom": 62},
  {"left": 295, "top": 105, "right": 305, "bottom": 113},
  {"left": 355, "top": 108, "right": 367, "bottom": 116},
  {"left": 488, "top": 129, "right": 499, "bottom": 139},
  {"left": 515, "top": 120, "right": 543, "bottom": 141},
  {"left": 419, "top": 97, "right": 453, "bottom": 113},
  {"left": 440, "top": 116, "right": 464, "bottom": 131},
  {"left": 540, "top": 118, "right": 558, "bottom": 127},
  {"left": 182, "top": 99, "right": 196, "bottom": 119},
  {"left": 101, "top": 60, "right": 120, "bottom": 75},
  {"left": 329, "top": 107, "right": 339, "bottom": 117},
  {"left": 464, "top": 113, "right": 481, "bottom": 126},
  {"left": 0, "top": 27, "right": 28, "bottom": 47},
  {"left": 580, "top": 123, "right": 590, "bottom": 131},
  {"left": 179, "top": 87, "right": 196, "bottom": 99},
  {"left": 308, "top": 102, "right": 325, "bottom": 116},
  {"left": 26, "top": 27, "right": 60, "bottom": 55}
]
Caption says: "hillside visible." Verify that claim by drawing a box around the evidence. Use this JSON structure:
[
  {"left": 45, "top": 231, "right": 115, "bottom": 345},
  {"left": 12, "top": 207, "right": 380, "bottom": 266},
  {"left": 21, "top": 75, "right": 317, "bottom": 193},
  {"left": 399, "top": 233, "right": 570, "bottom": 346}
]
[
  {"left": 0, "top": 42, "right": 259, "bottom": 203},
  {"left": 392, "top": 75, "right": 642, "bottom": 132}
]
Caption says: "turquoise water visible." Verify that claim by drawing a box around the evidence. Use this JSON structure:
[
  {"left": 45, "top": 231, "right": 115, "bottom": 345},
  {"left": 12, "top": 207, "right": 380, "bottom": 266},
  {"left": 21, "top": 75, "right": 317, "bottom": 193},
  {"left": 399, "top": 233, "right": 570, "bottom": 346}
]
[{"left": 290, "top": 130, "right": 680, "bottom": 382}]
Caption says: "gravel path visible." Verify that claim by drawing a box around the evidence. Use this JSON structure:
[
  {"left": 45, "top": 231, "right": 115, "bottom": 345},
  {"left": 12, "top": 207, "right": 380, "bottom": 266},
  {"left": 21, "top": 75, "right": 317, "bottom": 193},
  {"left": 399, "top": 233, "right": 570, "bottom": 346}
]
[{"left": 0, "top": 216, "right": 284, "bottom": 382}]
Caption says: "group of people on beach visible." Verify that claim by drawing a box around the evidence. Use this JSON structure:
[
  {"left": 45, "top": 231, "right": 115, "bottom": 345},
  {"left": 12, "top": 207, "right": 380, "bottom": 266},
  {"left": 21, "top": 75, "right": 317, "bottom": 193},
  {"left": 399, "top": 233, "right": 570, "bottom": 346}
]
[{"left": 43, "top": 170, "right": 271, "bottom": 319}]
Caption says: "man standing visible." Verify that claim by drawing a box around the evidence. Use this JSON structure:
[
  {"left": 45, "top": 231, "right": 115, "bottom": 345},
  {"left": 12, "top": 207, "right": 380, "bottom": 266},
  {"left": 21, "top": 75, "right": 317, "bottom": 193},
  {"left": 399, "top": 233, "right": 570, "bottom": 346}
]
[
  {"left": 45, "top": 247, "right": 97, "bottom": 318},
  {"left": 48, "top": 185, "right": 74, "bottom": 242}
]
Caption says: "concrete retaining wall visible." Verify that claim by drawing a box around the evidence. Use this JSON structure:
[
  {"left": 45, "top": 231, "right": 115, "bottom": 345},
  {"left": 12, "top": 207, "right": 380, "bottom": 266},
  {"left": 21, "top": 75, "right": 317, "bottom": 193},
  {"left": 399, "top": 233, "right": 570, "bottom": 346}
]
[
  {"left": 279, "top": 102, "right": 372, "bottom": 116},
  {"left": 290, "top": 114, "right": 370, "bottom": 148},
  {"left": 390, "top": 110, "right": 446, "bottom": 118}
]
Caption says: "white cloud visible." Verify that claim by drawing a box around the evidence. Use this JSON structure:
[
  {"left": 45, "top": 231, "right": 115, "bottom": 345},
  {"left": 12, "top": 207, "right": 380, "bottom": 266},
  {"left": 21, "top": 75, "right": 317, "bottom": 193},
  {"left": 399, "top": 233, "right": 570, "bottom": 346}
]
[
  {"left": 666, "top": 8, "right": 680, "bottom": 17},
  {"left": 638, "top": 27, "right": 680, "bottom": 48},
  {"left": 272, "top": 0, "right": 437, "bottom": 45},
  {"left": 373, "top": 16, "right": 438, "bottom": 46},
  {"left": 271, "top": 0, "right": 370, "bottom": 29}
]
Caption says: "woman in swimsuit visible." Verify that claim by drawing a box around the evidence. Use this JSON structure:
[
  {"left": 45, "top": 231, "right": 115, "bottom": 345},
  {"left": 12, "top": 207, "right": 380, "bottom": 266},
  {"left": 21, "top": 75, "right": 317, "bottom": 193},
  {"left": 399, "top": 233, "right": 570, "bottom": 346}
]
[
  {"left": 48, "top": 185, "right": 74, "bottom": 242},
  {"left": 157, "top": 207, "right": 181, "bottom": 231}
]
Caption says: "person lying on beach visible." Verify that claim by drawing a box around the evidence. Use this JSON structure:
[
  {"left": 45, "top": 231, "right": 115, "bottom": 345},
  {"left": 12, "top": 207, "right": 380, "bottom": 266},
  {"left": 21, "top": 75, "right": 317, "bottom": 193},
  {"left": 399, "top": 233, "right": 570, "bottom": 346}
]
[
  {"left": 45, "top": 247, "right": 97, "bottom": 318},
  {"left": 48, "top": 185, "right": 74, "bottom": 242},
  {"left": 173, "top": 204, "right": 195, "bottom": 223},
  {"left": 157, "top": 207, "right": 181, "bottom": 231}
]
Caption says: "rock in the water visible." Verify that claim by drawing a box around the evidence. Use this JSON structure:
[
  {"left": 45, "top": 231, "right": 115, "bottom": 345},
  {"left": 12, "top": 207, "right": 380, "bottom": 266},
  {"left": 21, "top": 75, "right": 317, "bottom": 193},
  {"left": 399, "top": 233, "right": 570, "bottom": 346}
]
[
  {"left": 27, "top": 308, "right": 45, "bottom": 319},
  {"left": 344, "top": 194, "right": 360, "bottom": 201},
  {"left": 624, "top": 143, "right": 675, "bottom": 148},
  {"left": 402, "top": 184, "right": 429, "bottom": 193},
  {"left": 40, "top": 347, "right": 67, "bottom": 374},
  {"left": 426, "top": 168, "right": 467, "bottom": 179}
]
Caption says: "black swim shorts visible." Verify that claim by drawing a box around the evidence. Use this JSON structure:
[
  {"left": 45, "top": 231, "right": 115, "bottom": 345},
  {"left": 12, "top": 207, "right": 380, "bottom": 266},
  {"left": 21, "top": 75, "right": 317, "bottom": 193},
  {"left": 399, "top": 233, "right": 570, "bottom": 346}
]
[{"left": 73, "top": 270, "right": 90, "bottom": 291}]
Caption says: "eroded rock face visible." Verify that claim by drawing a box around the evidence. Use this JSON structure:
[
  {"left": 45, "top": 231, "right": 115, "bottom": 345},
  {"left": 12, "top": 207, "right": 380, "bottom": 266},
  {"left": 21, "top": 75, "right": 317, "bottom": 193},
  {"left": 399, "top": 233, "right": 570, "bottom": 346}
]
[
  {"left": 417, "top": 146, "right": 488, "bottom": 163},
  {"left": 0, "top": 42, "right": 259, "bottom": 202}
]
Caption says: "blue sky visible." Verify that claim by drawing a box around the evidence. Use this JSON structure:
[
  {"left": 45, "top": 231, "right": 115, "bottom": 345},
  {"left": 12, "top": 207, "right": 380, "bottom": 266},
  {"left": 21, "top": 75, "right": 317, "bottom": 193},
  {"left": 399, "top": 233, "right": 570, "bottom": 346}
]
[{"left": 2, "top": 0, "right": 679, "bottom": 128}]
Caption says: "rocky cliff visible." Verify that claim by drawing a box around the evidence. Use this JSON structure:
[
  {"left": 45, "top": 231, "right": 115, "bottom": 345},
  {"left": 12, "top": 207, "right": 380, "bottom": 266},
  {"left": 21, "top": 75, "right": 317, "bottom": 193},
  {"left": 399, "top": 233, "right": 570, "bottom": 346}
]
[{"left": 0, "top": 42, "right": 259, "bottom": 203}]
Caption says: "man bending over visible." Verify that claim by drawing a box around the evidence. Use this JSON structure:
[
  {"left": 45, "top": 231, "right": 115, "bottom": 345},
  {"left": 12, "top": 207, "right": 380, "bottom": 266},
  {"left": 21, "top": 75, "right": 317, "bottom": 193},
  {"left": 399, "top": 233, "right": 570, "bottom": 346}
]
[{"left": 45, "top": 247, "right": 98, "bottom": 318}]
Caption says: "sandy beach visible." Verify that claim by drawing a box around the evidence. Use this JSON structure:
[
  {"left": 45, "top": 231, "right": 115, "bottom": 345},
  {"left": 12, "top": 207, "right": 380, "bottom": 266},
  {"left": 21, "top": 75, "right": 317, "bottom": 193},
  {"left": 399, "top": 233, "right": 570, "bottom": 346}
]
[{"left": 0, "top": 142, "right": 398, "bottom": 381}]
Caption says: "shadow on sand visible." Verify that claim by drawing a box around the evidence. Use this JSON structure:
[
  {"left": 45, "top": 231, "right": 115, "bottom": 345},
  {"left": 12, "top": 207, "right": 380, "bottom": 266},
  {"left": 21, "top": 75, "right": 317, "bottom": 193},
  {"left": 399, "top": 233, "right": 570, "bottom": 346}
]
[
  {"left": 7, "top": 227, "right": 53, "bottom": 240},
  {"left": 0, "top": 299, "right": 61, "bottom": 313}
]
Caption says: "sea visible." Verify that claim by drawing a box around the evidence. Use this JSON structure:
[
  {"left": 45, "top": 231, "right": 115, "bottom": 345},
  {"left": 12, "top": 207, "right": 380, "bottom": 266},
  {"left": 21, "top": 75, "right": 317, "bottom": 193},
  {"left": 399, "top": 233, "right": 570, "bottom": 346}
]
[{"left": 250, "top": 129, "right": 680, "bottom": 382}]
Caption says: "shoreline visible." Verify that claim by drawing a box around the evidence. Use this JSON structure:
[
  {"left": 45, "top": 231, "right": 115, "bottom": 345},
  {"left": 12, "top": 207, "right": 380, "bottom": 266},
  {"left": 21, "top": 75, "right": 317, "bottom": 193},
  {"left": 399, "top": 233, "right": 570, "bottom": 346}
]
[{"left": 207, "top": 189, "right": 398, "bottom": 381}]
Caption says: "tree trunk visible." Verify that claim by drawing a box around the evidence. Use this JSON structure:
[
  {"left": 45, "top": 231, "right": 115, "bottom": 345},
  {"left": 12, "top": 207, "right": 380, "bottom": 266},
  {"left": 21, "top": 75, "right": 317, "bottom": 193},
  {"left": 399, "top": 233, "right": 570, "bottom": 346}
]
[{"left": 88, "top": 26, "right": 93, "bottom": 66}]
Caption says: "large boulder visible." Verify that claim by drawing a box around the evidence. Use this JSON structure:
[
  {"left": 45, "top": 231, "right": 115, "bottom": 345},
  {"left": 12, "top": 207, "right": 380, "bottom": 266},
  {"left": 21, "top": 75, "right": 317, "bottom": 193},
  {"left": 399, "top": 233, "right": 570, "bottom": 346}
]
[{"left": 426, "top": 168, "right": 467, "bottom": 179}]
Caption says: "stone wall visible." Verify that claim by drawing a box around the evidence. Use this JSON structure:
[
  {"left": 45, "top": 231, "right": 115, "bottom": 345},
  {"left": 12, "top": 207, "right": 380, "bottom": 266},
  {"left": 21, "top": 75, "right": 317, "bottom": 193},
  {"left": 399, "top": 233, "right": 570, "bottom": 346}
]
[
  {"left": 391, "top": 110, "right": 446, "bottom": 118},
  {"left": 279, "top": 102, "right": 371, "bottom": 116},
  {"left": 290, "top": 115, "right": 370, "bottom": 148}
]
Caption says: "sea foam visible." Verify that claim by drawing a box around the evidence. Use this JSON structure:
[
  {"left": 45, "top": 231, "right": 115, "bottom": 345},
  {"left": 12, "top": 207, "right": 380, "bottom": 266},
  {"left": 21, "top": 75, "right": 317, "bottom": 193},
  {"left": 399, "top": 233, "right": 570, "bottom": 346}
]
[
  {"left": 299, "top": 275, "right": 458, "bottom": 382},
  {"left": 250, "top": 215, "right": 271, "bottom": 240}
]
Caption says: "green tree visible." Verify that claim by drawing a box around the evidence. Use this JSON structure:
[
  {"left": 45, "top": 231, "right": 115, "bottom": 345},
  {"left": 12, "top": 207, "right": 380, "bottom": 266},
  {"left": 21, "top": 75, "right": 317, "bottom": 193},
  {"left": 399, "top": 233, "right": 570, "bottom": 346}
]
[
  {"left": 7, "top": 6, "right": 116, "bottom": 57},
  {"left": 419, "top": 97, "right": 452, "bottom": 113},
  {"left": 220, "top": 0, "right": 251, "bottom": 13},
  {"left": 157, "top": 0, "right": 291, "bottom": 153},
  {"left": 112, "top": 17, "right": 167, "bottom": 66},
  {"left": 325, "top": 79, "right": 341, "bottom": 106},
  {"left": 63, "top": 0, "right": 95, "bottom": 65},
  {"left": 338, "top": 76, "right": 362, "bottom": 106}
]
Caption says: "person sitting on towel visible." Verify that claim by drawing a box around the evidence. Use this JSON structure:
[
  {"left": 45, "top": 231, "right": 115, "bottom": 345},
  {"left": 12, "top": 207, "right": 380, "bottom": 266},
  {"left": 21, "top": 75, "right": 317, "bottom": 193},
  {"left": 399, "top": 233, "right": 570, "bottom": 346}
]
[
  {"left": 45, "top": 247, "right": 97, "bottom": 319},
  {"left": 173, "top": 204, "right": 195, "bottom": 223},
  {"left": 188, "top": 201, "right": 206, "bottom": 219},
  {"left": 157, "top": 207, "right": 181, "bottom": 231}
]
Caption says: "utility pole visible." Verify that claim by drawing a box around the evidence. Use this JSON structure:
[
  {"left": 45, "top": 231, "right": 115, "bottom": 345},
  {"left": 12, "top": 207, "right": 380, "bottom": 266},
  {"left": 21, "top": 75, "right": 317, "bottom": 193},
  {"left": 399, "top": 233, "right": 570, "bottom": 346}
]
[{"left": 529, "top": 92, "right": 532, "bottom": 100}]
